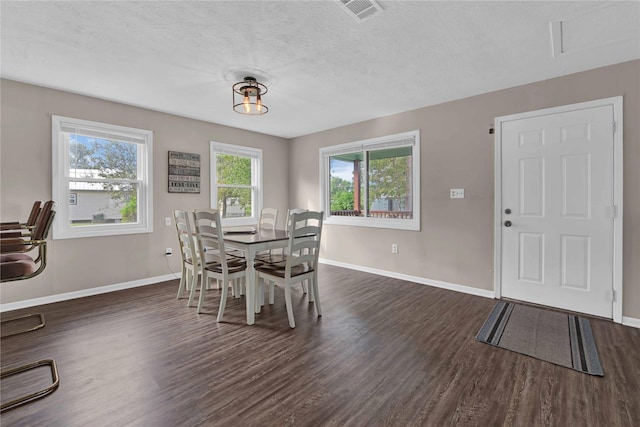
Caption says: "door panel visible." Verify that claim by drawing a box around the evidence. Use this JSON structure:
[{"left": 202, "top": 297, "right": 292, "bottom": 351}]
[
  {"left": 520, "top": 157, "right": 545, "bottom": 216},
  {"left": 560, "top": 234, "right": 589, "bottom": 290},
  {"left": 562, "top": 154, "right": 590, "bottom": 218},
  {"left": 519, "top": 232, "right": 544, "bottom": 282},
  {"left": 501, "top": 105, "right": 614, "bottom": 318}
]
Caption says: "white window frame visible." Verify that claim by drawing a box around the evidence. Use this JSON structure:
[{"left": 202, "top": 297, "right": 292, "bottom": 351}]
[
  {"left": 52, "top": 115, "right": 153, "bottom": 239},
  {"left": 210, "top": 141, "right": 263, "bottom": 227},
  {"left": 319, "top": 130, "right": 420, "bottom": 231}
]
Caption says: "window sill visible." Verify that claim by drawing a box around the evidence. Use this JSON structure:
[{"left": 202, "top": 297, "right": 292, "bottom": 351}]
[
  {"left": 53, "top": 224, "right": 153, "bottom": 240},
  {"left": 324, "top": 216, "right": 420, "bottom": 231}
]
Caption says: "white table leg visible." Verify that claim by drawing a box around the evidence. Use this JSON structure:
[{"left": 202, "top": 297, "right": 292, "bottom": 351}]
[{"left": 245, "top": 247, "right": 256, "bottom": 325}]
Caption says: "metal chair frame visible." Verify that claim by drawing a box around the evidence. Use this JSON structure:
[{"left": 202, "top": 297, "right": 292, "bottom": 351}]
[
  {"left": 0, "top": 201, "right": 59, "bottom": 412},
  {"left": 0, "top": 359, "right": 60, "bottom": 412},
  {"left": 0, "top": 313, "right": 45, "bottom": 338}
]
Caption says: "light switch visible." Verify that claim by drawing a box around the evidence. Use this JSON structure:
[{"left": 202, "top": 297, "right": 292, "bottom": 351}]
[
  {"left": 165, "top": 217, "right": 172, "bottom": 226},
  {"left": 450, "top": 189, "right": 465, "bottom": 199}
]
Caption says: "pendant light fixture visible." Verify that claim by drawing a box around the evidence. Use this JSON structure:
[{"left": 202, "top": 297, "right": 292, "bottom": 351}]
[{"left": 232, "top": 76, "right": 268, "bottom": 115}]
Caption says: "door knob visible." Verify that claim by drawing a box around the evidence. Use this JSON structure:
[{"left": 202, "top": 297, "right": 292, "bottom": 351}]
[{"left": 504, "top": 220, "right": 512, "bottom": 227}]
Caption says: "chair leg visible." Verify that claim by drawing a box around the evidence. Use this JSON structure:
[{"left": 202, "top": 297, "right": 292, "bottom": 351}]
[
  {"left": 306, "top": 278, "right": 315, "bottom": 303},
  {"left": 188, "top": 269, "right": 195, "bottom": 292},
  {"left": 284, "top": 283, "right": 295, "bottom": 328},
  {"left": 234, "top": 277, "right": 245, "bottom": 298},
  {"left": 312, "top": 277, "right": 322, "bottom": 316},
  {"left": 240, "top": 277, "right": 246, "bottom": 296},
  {"left": 231, "top": 279, "right": 237, "bottom": 297},
  {"left": 268, "top": 281, "right": 275, "bottom": 305},
  {"left": 176, "top": 267, "right": 187, "bottom": 299},
  {"left": 259, "top": 279, "right": 266, "bottom": 308},
  {"left": 196, "top": 276, "right": 208, "bottom": 313},
  {"left": 0, "top": 359, "right": 60, "bottom": 413},
  {"left": 187, "top": 271, "right": 200, "bottom": 307},
  {"left": 1, "top": 313, "right": 45, "bottom": 338},
  {"left": 217, "top": 278, "right": 230, "bottom": 322},
  {"left": 256, "top": 278, "right": 263, "bottom": 313}
]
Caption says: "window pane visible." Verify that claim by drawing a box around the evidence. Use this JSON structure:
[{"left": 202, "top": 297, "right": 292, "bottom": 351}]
[
  {"left": 69, "top": 134, "right": 138, "bottom": 179},
  {"left": 53, "top": 115, "right": 152, "bottom": 239},
  {"left": 216, "top": 154, "right": 251, "bottom": 185},
  {"left": 69, "top": 182, "right": 139, "bottom": 225},
  {"left": 217, "top": 187, "right": 252, "bottom": 219},
  {"left": 329, "top": 154, "right": 363, "bottom": 217},
  {"left": 320, "top": 130, "right": 419, "bottom": 230},
  {"left": 367, "top": 147, "right": 413, "bottom": 219},
  {"left": 211, "top": 142, "right": 262, "bottom": 226}
]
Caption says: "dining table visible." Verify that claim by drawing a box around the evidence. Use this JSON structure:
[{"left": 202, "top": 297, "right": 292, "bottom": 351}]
[{"left": 222, "top": 227, "right": 290, "bottom": 325}]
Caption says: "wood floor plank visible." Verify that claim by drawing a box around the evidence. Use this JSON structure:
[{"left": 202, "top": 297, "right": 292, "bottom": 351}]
[{"left": 1, "top": 264, "right": 639, "bottom": 426}]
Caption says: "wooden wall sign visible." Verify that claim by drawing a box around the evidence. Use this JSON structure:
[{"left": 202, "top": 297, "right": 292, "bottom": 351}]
[{"left": 168, "top": 151, "right": 200, "bottom": 193}]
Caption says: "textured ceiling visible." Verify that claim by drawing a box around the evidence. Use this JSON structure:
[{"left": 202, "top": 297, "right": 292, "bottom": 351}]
[{"left": 1, "top": 1, "right": 639, "bottom": 139}]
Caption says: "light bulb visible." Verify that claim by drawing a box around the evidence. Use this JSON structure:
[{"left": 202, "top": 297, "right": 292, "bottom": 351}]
[
  {"left": 243, "top": 90, "right": 250, "bottom": 113},
  {"left": 256, "top": 94, "right": 262, "bottom": 112}
]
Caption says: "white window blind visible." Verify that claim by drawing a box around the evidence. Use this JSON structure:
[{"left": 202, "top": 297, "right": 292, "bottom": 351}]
[
  {"left": 321, "top": 134, "right": 415, "bottom": 158},
  {"left": 212, "top": 143, "right": 261, "bottom": 159},
  {"left": 58, "top": 122, "right": 148, "bottom": 145}
]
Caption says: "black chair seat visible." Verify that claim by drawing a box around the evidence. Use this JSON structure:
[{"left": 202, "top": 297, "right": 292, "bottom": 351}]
[
  {"left": 255, "top": 262, "right": 313, "bottom": 279},
  {"left": 255, "top": 252, "right": 287, "bottom": 264},
  {"left": 204, "top": 259, "right": 247, "bottom": 274}
]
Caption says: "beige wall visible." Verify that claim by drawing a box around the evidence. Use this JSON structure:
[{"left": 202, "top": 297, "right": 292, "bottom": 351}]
[
  {"left": 289, "top": 60, "right": 640, "bottom": 319},
  {"left": 2, "top": 61, "right": 638, "bottom": 319},
  {"left": 0, "top": 79, "right": 289, "bottom": 304}
]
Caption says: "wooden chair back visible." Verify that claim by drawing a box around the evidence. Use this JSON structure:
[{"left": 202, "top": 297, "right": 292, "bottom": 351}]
[
  {"left": 192, "top": 209, "right": 231, "bottom": 273},
  {"left": 174, "top": 210, "right": 197, "bottom": 265},
  {"left": 284, "top": 211, "right": 323, "bottom": 278},
  {"left": 286, "top": 208, "right": 308, "bottom": 229}
]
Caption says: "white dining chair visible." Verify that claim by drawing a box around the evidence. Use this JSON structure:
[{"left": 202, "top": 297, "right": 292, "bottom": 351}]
[
  {"left": 226, "top": 207, "right": 279, "bottom": 262},
  {"left": 259, "top": 207, "right": 278, "bottom": 230},
  {"left": 253, "top": 207, "right": 279, "bottom": 261},
  {"left": 255, "top": 211, "right": 324, "bottom": 328},
  {"left": 259, "top": 208, "right": 309, "bottom": 304},
  {"left": 286, "top": 208, "right": 307, "bottom": 228},
  {"left": 191, "top": 209, "right": 248, "bottom": 320}
]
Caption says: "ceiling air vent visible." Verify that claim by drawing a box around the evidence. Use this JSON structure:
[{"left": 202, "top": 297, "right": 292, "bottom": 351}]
[{"left": 337, "top": 0, "right": 383, "bottom": 22}]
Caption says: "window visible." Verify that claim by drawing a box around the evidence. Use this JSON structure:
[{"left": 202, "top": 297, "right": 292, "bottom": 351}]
[
  {"left": 52, "top": 116, "right": 153, "bottom": 239},
  {"left": 210, "top": 141, "right": 262, "bottom": 226},
  {"left": 320, "top": 130, "right": 420, "bottom": 230}
]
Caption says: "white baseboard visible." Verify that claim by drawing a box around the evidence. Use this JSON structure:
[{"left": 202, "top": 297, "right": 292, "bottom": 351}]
[
  {"left": 319, "top": 259, "right": 640, "bottom": 328},
  {"left": 319, "top": 258, "right": 495, "bottom": 299},
  {"left": 622, "top": 316, "right": 640, "bottom": 329},
  {"left": 0, "top": 273, "right": 178, "bottom": 313},
  {"left": 5, "top": 264, "right": 637, "bottom": 329}
]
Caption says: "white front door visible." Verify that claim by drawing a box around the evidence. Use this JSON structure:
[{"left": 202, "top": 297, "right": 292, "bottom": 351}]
[{"left": 498, "top": 101, "right": 619, "bottom": 319}]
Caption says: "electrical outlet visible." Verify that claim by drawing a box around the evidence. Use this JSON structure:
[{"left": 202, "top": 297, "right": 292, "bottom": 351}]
[
  {"left": 450, "top": 189, "right": 465, "bottom": 199},
  {"left": 165, "top": 247, "right": 173, "bottom": 256},
  {"left": 391, "top": 244, "right": 398, "bottom": 254},
  {"left": 165, "top": 217, "right": 172, "bottom": 226}
]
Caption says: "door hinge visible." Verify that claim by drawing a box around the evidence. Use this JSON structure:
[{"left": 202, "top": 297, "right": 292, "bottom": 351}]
[
  {"left": 610, "top": 290, "right": 616, "bottom": 302},
  {"left": 612, "top": 121, "right": 617, "bottom": 134},
  {"left": 606, "top": 205, "right": 617, "bottom": 218}
]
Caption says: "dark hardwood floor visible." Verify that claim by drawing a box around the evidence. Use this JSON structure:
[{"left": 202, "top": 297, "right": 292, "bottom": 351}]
[{"left": 1, "top": 264, "right": 639, "bottom": 426}]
